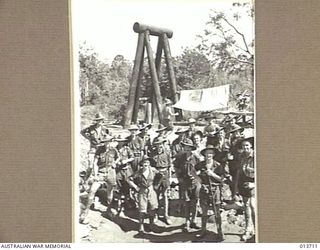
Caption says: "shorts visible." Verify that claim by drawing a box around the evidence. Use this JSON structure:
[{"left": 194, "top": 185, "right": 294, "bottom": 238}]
[
  {"left": 138, "top": 186, "right": 158, "bottom": 213},
  {"left": 200, "top": 185, "right": 221, "bottom": 208},
  {"left": 116, "top": 166, "right": 133, "bottom": 193},
  {"left": 239, "top": 181, "right": 255, "bottom": 198},
  {"left": 153, "top": 169, "right": 170, "bottom": 191},
  {"left": 180, "top": 180, "right": 201, "bottom": 202},
  {"left": 97, "top": 167, "right": 116, "bottom": 187}
]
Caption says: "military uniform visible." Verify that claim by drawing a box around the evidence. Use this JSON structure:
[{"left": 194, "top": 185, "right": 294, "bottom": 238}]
[
  {"left": 152, "top": 148, "right": 172, "bottom": 223},
  {"left": 176, "top": 150, "right": 201, "bottom": 230},
  {"left": 116, "top": 145, "right": 134, "bottom": 197},
  {"left": 131, "top": 165, "right": 159, "bottom": 213},
  {"left": 81, "top": 143, "right": 119, "bottom": 223},
  {"left": 196, "top": 159, "right": 225, "bottom": 240},
  {"left": 127, "top": 135, "right": 144, "bottom": 172},
  {"left": 81, "top": 124, "right": 109, "bottom": 170},
  {"left": 130, "top": 160, "right": 160, "bottom": 233},
  {"left": 235, "top": 143, "right": 255, "bottom": 241}
]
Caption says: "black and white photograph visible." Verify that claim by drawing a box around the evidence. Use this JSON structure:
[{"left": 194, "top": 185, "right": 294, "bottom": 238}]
[{"left": 73, "top": 0, "right": 255, "bottom": 243}]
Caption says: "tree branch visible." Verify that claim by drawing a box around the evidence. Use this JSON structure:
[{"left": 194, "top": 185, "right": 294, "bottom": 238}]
[
  {"left": 221, "top": 16, "right": 251, "bottom": 55},
  {"left": 229, "top": 55, "right": 254, "bottom": 65}
]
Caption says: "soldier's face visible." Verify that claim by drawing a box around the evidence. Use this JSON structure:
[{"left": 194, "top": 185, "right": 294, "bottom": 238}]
[
  {"left": 142, "top": 160, "right": 150, "bottom": 168},
  {"left": 157, "top": 144, "right": 164, "bottom": 153},
  {"left": 242, "top": 141, "right": 252, "bottom": 153},
  {"left": 193, "top": 134, "right": 201, "bottom": 145},
  {"left": 205, "top": 151, "right": 214, "bottom": 161}
]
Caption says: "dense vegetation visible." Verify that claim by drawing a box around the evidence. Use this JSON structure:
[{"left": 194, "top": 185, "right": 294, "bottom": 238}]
[{"left": 79, "top": 3, "right": 254, "bottom": 122}]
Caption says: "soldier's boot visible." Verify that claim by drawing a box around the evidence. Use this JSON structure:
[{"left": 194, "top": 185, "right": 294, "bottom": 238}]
[
  {"left": 196, "top": 215, "right": 208, "bottom": 238},
  {"left": 138, "top": 212, "right": 145, "bottom": 234},
  {"left": 215, "top": 213, "right": 225, "bottom": 241},
  {"left": 190, "top": 200, "right": 200, "bottom": 229},
  {"left": 149, "top": 209, "right": 157, "bottom": 232},
  {"left": 79, "top": 195, "right": 94, "bottom": 224},
  {"left": 182, "top": 201, "right": 190, "bottom": 232}
]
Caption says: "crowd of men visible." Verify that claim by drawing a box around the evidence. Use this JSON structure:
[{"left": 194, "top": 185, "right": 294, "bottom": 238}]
[{"left": 79, "top": 111, "right": 255, "bottom": 242}]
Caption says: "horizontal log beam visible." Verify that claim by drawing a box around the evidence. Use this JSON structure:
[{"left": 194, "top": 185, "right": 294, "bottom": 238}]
[{"left": 133, "top": 22, "right": 173, "bottom": 38}]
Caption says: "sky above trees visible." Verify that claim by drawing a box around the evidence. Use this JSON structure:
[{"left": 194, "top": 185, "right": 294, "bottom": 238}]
[{"left": 72, "top": 0, "right": 253, "bottom": 62}]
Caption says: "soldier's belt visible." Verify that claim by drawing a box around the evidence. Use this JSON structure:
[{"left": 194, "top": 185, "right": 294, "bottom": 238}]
[
  {"left": 98, "top": 165, "right": 114, "bottom": 172},
  {"left": 133, "top": 152, "right": 141, "bottom": 157},
  {"left": 156, "top": 167, "right": 169, "bottom": 172}
]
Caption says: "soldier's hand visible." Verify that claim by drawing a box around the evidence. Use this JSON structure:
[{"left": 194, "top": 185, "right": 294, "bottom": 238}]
[{"left": 244, "top": 182, "right": 255, "bottom": 189}]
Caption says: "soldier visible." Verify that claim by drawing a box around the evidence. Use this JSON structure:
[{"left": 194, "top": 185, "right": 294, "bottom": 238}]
[
  {"left": 176, "top": 138, "right": 201, "bottom": 231},
  {"left": 196, "top": 145, "right": 225, "bottom": 241},
  {"left": 171, "top": 127, "right": 189, "bottom": 213},
  {"left": 204, "top": 115, "right": 221, "bottom": 136},
  {"left": 162, "top": 99, "right": 179, "bottom": 130},
  {"left": 115, "top": 136, "right": 135, "bottom": 212},
  {"left": 79, "top": 170, "right": 91, "bottom": 223},
  {"left": 171, "top": 127, "right": 189, "bottom": 158},
  {"left": 186, "top": 118, "right": 197, "bottom": 139},
  {"left": 80, "top": 135, "right": 120, "bottom": 224},
  {"left": 226, "top": 125, "right": 244, "bottom": 196},
  {"left": 191, "top": 131, "right": 206, "bottom": 164},
  {"left": 80, "top": 113, "right": 109, "bottom": 171},
  {"left": 234, "top": 136, "right": 255, "bottom": 242},
  {"left": 210, "top": 129, "right": 233, "bottom": 202},
  {"left": 151, "top": 124, "right": 169, "bottom": 156},
  {"left": 138, "top": 123, "right": 152, "bottom": 156},
  {"left": 126, "top": 124, "right": 144, "bottom": 172},
  {"left": 152, "top": 137, "right": 173, "bottom": 225},
  {"left": 128, "top": 156, "right": 160, "bottom": 234},
  {"left": 224, "top": 114, "right": 240, "bottom": 137}
]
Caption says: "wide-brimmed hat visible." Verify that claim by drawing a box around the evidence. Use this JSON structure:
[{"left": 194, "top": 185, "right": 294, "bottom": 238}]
[
  {"left": 225, "top": 114, "right": 237, "bottom": 122},
  {"left": 140, "top": 123, "right": 152, "bottom": 130},
  {"left": 128, "top": 124, "right": 140, "bottom": 131},
  {"left": 93, "top": 113, "right": 105, "bottom": 121},
  {"left": 188, "top": 118, "right": 196, "bottom": 124},
  {"left": 238, "top": 136, "right": 254, "bottom": 149},
  {"left": 153, "top": 137, "right": 167, "bottom": 145},
  {"left": 114, "top": 135, "right": 129, "bottom": 142},
  {"left": 200, "top": 144, "right": 217, "bottom": 157},
  {"left": 206, "top": 127, "right": 225, "bottom": 138},
  {"left": 228, "top": 124, "right": 244, "bottom": 134},
  {"left": 181, "top": 138, "right": 196, "bottom": 150},
  {"left": 192, "top": 130, "right": 204, "bottom": 138},
  {"left": 156, "top": 124, "right": 167, "bottom": 132},
  {"left": 139, "top": 155, "right": 154, "bottom": 165},
  {"left": 205, "top": 124, "right": 220, "bottom": 133},
  {"left": 175, "top": 127, "right": 189, "bottom": 134},
  {"left": 100, "top": 134, "right": 114, "bottom": 142}
]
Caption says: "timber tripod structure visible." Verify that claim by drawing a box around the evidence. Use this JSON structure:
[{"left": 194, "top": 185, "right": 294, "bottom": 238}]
[{"left": 123, "top": 22, "right": 179, "bottom": 127}]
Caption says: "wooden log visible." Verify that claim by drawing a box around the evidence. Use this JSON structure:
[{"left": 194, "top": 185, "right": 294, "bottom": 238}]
[
  {"left": 162, "top": 33, "right": 183, "bottom": 120},
  {"left": 155, "top": 37, "right": 163, "bottom": 76},
  {"left": 144, "top": 30, "right": 163, "bottom": 123},
  {"left": 162, "top": 33, "right": 178, "bottom": 103},
  {"left": 132, "top": 44, "right": 145, "bottom": 123},
  {"left": 133, "top": 22, "right": 173, "bottom": 38},
  {"left": 146, "top": 103, "right": 152, "bottom": 124},
  {"left": 152, "top": 37, "right": 163, "bottom": 122},
  {"left": 123, "top": 32, "right": 145, "bottom": 127}
]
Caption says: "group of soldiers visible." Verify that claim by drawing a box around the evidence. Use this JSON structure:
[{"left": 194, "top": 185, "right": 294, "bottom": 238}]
[{"left": 79, "top": 112, "right": 255, "bottom": 242}]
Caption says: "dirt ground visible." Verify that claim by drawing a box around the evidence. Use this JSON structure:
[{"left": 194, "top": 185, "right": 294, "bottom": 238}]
[{"left": 78, "top": 197, "right": 255, "bottom": 243}]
